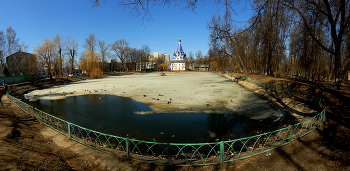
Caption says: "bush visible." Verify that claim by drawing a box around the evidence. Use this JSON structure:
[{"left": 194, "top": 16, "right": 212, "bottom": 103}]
[{"left": 90, "top": 68, "right": 102, "bottom": 78}]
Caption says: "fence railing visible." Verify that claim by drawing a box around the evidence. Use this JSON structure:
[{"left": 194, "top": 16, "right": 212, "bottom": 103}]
[
  {"left": 1, "top": 74, "right": 33, "bottom": 85},
  {"left": 6, "top": 73, "right": 326, "bottom": 166}
]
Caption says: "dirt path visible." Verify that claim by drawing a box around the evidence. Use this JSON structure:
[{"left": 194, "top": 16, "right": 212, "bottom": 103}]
[{"left": 1, "top": 73, "right": 350, "bottom": 170}]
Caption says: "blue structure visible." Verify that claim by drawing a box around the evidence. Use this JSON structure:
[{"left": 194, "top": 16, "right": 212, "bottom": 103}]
[
  {"left": 172, "top": 38, "right": 186, "bottom": 60},
  {"left": 170, "top": 38, "right": 187, "bottom": 70}
]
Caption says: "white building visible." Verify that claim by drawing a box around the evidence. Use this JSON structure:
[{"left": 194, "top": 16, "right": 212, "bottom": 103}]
[
  {"left": 136, "top": 52, "right": 171, "bottom": 71},
  {"left": 164, "top": 54, "right": 170, "bottom": 63},
  {"left": 148, "top": 52, "right": 170, "bottom": 62},
  {"left": 151, "top": 52, "right": 159, "bottom": 60},
  {"left": 170, "top": 38, "right": 187, "bottom": 70}
]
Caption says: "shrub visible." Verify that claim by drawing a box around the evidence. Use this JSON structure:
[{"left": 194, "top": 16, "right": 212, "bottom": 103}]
[{"left": 90, "top": 68, "right": 102, "bottom": 78}]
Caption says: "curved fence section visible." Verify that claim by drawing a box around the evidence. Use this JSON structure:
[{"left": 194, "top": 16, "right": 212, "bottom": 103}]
[
  {"left": 1, "top": 74, "right": 33, "bottom": 85},
  {"left": 6, "top": 73, "right": 326, "bottom": 166}
]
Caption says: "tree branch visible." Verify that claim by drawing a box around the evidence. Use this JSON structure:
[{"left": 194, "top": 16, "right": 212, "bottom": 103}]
[{"left": 283, "top": 2, "right": 334, "bottom": 55}]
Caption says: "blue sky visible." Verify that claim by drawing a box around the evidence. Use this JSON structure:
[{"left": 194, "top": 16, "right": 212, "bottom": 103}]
[{"left": 0, "top": 0, "right": 252, "bottom": 59}]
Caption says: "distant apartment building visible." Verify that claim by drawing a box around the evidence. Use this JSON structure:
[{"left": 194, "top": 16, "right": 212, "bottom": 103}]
[
  {"left": 136, "top": 52, "right": 170, "bottom": 71},
  {"left": 6, "top": 52, "right": 37, "bottom": 75},
  {"left": 150, "top": 52, "right": 159, "bottom": 61},
  {"left": 163, "top": 54, "right": 170, "bottom": 63},
  {"left": 147, "top": 52, "right": 171, "bottom": 63}
]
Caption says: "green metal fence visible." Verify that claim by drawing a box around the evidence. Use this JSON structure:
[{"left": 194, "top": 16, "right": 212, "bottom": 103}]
[
  {"left": 1, "top": 74, "right": 33, "bottom": 85},
  {"left": 6, "top": 73, "right": 326, "bottom": 166}
]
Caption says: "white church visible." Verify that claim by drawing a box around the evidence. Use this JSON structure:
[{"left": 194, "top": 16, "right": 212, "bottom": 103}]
[{"left": 170, "top": 38, "right": 187, "bottom": 70}]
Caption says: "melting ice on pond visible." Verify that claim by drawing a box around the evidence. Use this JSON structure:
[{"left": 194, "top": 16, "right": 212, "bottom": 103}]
[
  {"left": 22, "top": 94, "right": 286, "bottom": 143},
  {"left": 22, "top": 73, "right": 287, "bottom": 142}
]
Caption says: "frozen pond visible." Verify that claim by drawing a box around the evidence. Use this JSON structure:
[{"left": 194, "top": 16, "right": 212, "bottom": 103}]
[
  {"left": 23, "top": 73, "right": 285, "bottom": 142},
  {"left": 25, "top": 73, "right": 282, "bottom": 119}
]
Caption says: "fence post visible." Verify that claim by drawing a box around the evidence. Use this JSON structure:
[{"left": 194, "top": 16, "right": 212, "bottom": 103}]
[
  {"left": 319, "top": 99, "right": 322, "bottom": 106},
  {"left": 317, "top": 111, "right": 322, "bottom": 126},
  {"left": 126, "top": 138, "right": 130, "bottom": 159},
  {"left": 289, "top": 126, "right": 294, "bottom": 142},
  {"left": 40, "top": 111, "right": 43, "bottom": 122},
  {"left": 68, "top": 123, "right": 71, "bottom": 139},
  {"left": 321, "top": 110, "right": 326, "bottom": 123},
  {"left": 220, "top": 141, "right": 224, "bottom": 165}
]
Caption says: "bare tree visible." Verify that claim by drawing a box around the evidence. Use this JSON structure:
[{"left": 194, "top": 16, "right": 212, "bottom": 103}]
[
  {"left": 141, "top": 44, "right": 150, "bottom": 54},
  {"left": 65, "top": 35, "right": 79, "bottom": 75},
  {"left": 34, "top": 39, "right": 56, "bottom": 79},
  {"left": 63, "top": 60, "right": 71, "bottom": 75},
  {"left": 188, "top": 51, "right": 194, "bottom": 62},
  {"left": 91, "top": 0, "right": 228, "bottom": 24},
  {"left": 126, "top": 47, "right": 139, "bottom": 71},
  {"left": 195, "top": 50, "right": 202, "bottom": 60},
  {"left": 92, "top": 0, "right": 349, "bottom": 85},
  {"left": 54, "top": 33, "right": 65, "bottom": 77},
  {"left": 208, "top": 46, "right": 230, "bottom": 71},
  {"left": 345, "top": 31, "right": 350, "bottom": 84},
  {"left": 98, "top": 40, "right": 110, "bottom": 72},
  {"left": 207, "top": 12, "right": 251, "bottom": 77},
  {"left": 98, "top": 40, "right": 110, "bottom": 62},
  {"left": 83, "top": 33, "right": 98, "bottom": 52},
  {"left": 0, "top": 30, "right": 6, "bottom": 72},
  {"left": 6, "top": 26, "right": 20, "bottom": 56},
  {"left": 248, "top": 0, "right": 289, "bottom": 76},
  {"left": 110, "top": 39, "right": 129, "bottom": 71},
  {"left": 139, "top": 44, "right": 150, "bottom": 71},
  {"left": 155, "top": 55, "right": 165, "bottom": 71},
  {"left": 284, "top": 0, "right": 350, "bottom": 85},
  {"left": 18, "top": 42, "right": 28, "bottom": 52}
]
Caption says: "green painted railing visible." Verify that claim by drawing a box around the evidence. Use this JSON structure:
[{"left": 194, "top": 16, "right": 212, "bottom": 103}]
[
  {"left": 6, "top": 73, "right": 326, "bottom": 166},
  {"left": 1, "top": 74, "right": 33, "bottom": 85}
]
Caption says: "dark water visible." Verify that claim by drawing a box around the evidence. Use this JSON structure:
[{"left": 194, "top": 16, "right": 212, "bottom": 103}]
[{"left": 22, "top": 94, "right": 284, "bottom": 143}]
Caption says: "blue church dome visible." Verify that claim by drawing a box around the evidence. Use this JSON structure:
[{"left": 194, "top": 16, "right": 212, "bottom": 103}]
[{"left": 172, "top": 38, "right": 187, "bottom": 61}]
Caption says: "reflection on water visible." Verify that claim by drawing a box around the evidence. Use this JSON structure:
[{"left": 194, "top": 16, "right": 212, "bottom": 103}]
[{"left": 23, "top": 94, "right": 285, "bottom": 143}]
